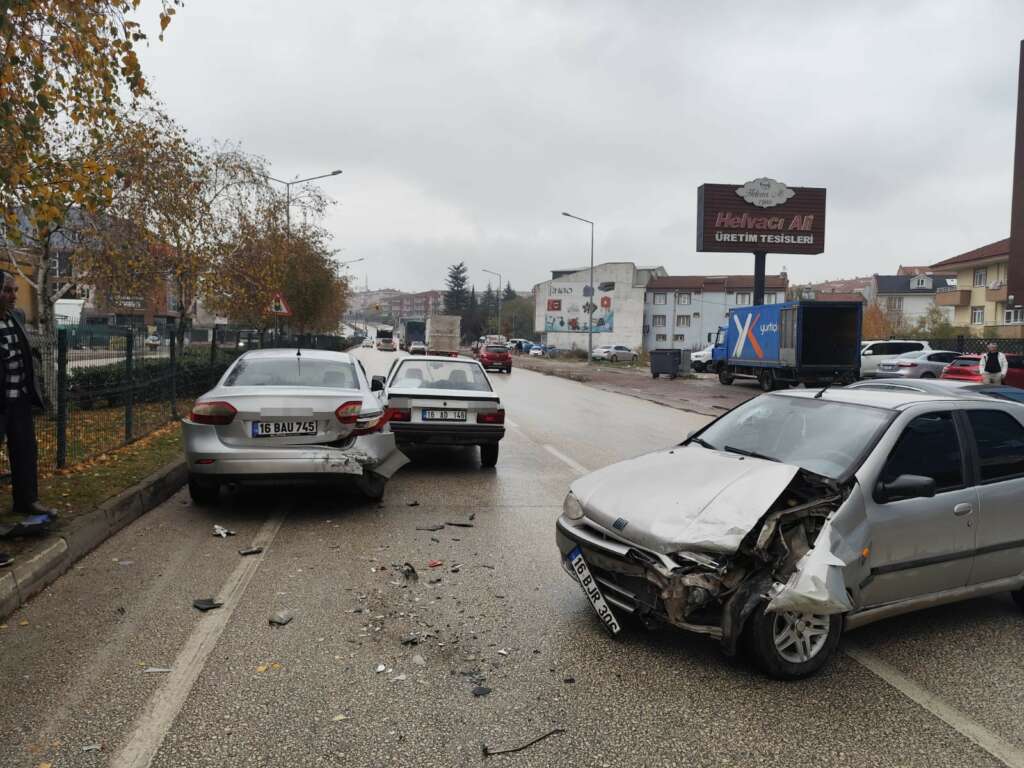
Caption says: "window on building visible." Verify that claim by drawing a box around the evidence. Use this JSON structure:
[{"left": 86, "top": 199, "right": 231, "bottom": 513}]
[
  {"left": 673, "top": 334, "right": 685, "bottom": 341},
  {"left": 655, "top": 333, "right": 667, "bottom": 342},
  {"left": 676, "top": 315, "right": 691, "bottom": 327},
  {"left": 735, "top": 292, "right": 752, "bottom": 305},
  {"left": 676, "top": 292, "right": 691, "bottom": 305},
  {"left": 1006, "top": 308, "right": 1024, "bottom": 325},
  {"left": 974, "top": 268, "right": 988, "bottom": 287},
  {"left": 764, "top": 293, "right": 777, "bottom": 304},
  {"left": 652, "top": 315, "right": 666, "bottom": 327},
  {"left": 886, "top": 296, "right": 904, "bottom": 312},
  {"left": 971, "top": 306, "right": 985, "bottom": 325},
  {"left": 653, "top": 293, "right": 667, "bottom": 305}
]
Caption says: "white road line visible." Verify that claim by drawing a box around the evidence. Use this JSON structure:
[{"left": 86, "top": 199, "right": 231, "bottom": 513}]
[
  {"left": 544, "top": 444, "right": 590, "bottom": 474},
  {"left": 110, "top": 512, "right": 287, "bottom": 768},
  {"left": 846, "top": 645, "right": 1024, "bottom": 768}
]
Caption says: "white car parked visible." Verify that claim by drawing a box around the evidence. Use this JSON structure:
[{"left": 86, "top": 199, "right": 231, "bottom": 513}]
[{"left": 860, "top": 340, "right": 932, "bottom": 378}]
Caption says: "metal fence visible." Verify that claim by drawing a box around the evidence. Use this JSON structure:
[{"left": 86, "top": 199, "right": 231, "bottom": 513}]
[
  {"left": 918, "top": 336, "right": 1024, "bottom": 355},
  {"left": 0, "top": 326, "right": 356, "bottom": 480}
]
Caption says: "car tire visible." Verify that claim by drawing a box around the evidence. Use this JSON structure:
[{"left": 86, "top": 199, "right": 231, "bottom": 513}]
[
  {"left": 1012, "top": 588, "right": 1024, "bottom": 611},
  {"left": 759, "top": 369, "right": 775, "bottom": 392},
  {"left": 611, "top": 354, "right": 618, "bottom": 363},
  {"left": 652, "top": 372, "right": 659, "bottom": 379},
  {"left": 747, "top": 602, "right": 842, "bottom": 680},
  {"left": 506, "top": 366, "right": 512, "bottom": 374},
  {"left": 718, "top": 368, "right": 734, "bottom": 385},
  {"left": 188, "top": 475, "right": 220, "bottom": 506},
  {"left": 357, "top": 473, "right": 387, "bottom": 501},
  {"left": 693, "top": 361, "right": 705, "bottom": 373},
  {"left": 480, "top": 443, "right": 499, "bottom": 468},
  {"left": 921, "top": 372, "right": 936, "bottom": 379}
]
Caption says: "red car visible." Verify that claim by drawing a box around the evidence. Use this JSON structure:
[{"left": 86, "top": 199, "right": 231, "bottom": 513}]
[
  {"left": 940, "top": 354, "right": 1024, "bottom": 387},
  {"left": 478, "top": 344, "right": 512, "bottom": 374}
]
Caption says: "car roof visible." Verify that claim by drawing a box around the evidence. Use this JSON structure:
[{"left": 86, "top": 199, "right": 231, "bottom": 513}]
[
  {"left": 772, "top": 386, "right": 990, "bottom": 410},
  {"left": 863, "top": 339, "right": 930, "bottom": 344},
  {"left": 238, "top": 348, "right": 354, "bottom": 362},
  {"left": 396, "top": 354, "right": 480, "bottom": 363}
]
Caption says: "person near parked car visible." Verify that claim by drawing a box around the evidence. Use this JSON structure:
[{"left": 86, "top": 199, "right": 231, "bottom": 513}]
[
  {"left": 980, "top": 342, "right": 1009, "bottom": 384},
  {"left": 0, "top": 271, "right": 58, "bottom": 566}
]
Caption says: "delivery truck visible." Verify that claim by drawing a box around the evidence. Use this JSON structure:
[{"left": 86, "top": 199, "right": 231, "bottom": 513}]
[
  {"left": 711, "top": 301, "right": 862, "bottom": 390},
  {"left": 426, "top": 314, "right": 461, "bottom": 356},
  {"left": 398, "top": 318, "right": 426, "bottom": 350}
]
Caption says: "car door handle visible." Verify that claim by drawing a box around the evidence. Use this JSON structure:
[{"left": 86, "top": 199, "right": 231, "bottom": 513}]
[{"left": 953, "top": 503, "right": 974, "bottom": 516}]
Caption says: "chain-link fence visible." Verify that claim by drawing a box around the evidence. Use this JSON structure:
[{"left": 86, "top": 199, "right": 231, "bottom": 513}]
[
  {"left": 0, "top": 325, "right": 360, "bottom": 480},
  {"left": 917, "top": 336, "right": 1024, "bottom": 355}
]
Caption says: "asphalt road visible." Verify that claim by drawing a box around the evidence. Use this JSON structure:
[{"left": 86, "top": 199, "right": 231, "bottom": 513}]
[{"left": 1, "top": 348, "right": 1023, "bottom": 767}]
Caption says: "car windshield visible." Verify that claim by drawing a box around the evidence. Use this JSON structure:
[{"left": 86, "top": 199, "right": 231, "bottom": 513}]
[
  {"left": 972, "top": 386, "right": 1024, "bottom": 403},
  {"left": 392, "top": 360, "right": 492, "bottom": 391},
  {"left": 224, "top": 358, "right": 360, "bottom": 389},
  {"left": 695, "top": 395, "right": 893, "bottom": 479}
]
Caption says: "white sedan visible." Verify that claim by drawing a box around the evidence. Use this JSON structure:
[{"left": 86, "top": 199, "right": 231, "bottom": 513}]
[{"left": 592, "top": 344, "right": 638, "bottom": 363}]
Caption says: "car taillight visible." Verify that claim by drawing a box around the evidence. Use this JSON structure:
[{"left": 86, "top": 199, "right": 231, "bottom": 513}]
[
  {"left": 387, "top": 407, "right": 412, "bottom": 422},
  {"left": 335, "top": 401, "right": 362, "bottom": 424},
  {"left": 189, "top": 401, "right": 237, "bottom": 425},
  {"left": 353, "top": 410, "right": 390, "bottom": 436},
  {"left": 477, "top": 409, "right": 505, "bottom": 425}
]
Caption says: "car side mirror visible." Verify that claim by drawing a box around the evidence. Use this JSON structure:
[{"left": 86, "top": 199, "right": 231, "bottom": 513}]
[
  {"left": 371, "top": 376, "right": 385, "bottom": 392},
  {"left": 875, "top": 474, "right": 936, "bottom": 503}
]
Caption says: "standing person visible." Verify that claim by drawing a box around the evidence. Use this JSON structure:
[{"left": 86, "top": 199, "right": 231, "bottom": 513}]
[
  {"left": 979, "top": 342, "right": 1009, "bottom": 384},
  {"left": 0, "top": 271, "right": 57, "bottom": 554}
]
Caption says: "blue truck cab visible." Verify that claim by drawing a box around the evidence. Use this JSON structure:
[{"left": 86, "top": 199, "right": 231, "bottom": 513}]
[{"left": 711, "top": 301, "right": 862, "bottom": 390}]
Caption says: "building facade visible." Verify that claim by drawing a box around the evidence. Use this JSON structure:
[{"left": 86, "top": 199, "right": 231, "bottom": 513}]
[
  {"left": 866, "top": 273, "right": 956, "bottom": 328},
  {"left": 534, "top": 263, "right": 667, "bottom": 351},
  {"left": 643, "top": 274, "right": 789, "bottom": 351},
  {"left": 932, "top": 238, "right": 1024, "bottom": 336}
]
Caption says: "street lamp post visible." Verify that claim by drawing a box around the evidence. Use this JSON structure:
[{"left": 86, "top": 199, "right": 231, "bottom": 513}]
[
  {"left": 482, "top": 268, "right": 502, "bottom": 335},
  {"left": 561, "top": 211, "right": 595, "bottom": 363}
]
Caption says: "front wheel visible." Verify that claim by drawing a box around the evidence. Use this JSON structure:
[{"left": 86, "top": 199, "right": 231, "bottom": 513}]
[
  {"left": 610, "top": 355, "right": 618, "bottom": 363},
  {"left": 188, "top": 475, "right": 220, "bottom": 506},
  {"left": 747, "top": 603, "right": 842, "bottom": 680},
  {"left": 718, "top": 368, "right": 734, "bottom": 385},
  {"left": 480, "top": 443, "right": 499, "bottom": 468},
  {"left": 921, "top": 372, "right": 936, "bottom": 379},
  {"left": 692, "top": 361, "right": 705, "bottom": 373}
]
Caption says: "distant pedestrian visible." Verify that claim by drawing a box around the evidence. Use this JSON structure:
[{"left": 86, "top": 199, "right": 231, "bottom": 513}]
[
  {"left": 0, "top": 271, "right": 57, "bottom": 530},
  {"left": 980, "top": 342, "right": 1009, "bottom": 384}
]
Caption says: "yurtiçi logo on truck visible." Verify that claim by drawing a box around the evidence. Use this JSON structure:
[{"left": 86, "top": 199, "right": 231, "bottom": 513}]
[{"left": 732, "top": 313, "right": 777, "bottom": 359}]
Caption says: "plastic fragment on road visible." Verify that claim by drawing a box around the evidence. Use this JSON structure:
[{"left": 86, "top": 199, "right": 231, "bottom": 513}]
[
  {"left": 82, "top": 744, "right": 102, "bottom": 752},
  {"left": 18, "top": 619, "right": 29, "bottom": 626},
  {"left": 391, "top": 674, "right": 407, "bottom": 682},
  {"left": 428, "top": 559, "right": 443, "bottom": 568},
  {"left": 497, "top": 649, "right": 509, "bottom": 657},
  {"left": 256, "top": 664, "right": 269, "bottom": 673},
  {"left": 375, "top": 663, "right": 386, "bottom": 673},
  {"left": 238, "top": 546, "right": 263, "bottom": 556},
  {"left": 269, "top": 610, "right": 293, "bottom": 627},
  {"left": 192, "top": 598, "right": 223, "bottom": 612},
  {"left": 416, "top": 524, "right": 444, "bottom": 531},
  {"left": 142, "top": 667, "right": 172, "bottom": 674},
  {"left": 213, "top": 525, "right": 236, "bottom": 538},
  {"left": 412, "top": 654, "right": 426, "bottom": 666},
  {"left": 450, "top": 564, "right": 463, "bottom": 573},
  {"left": 332, "top": 714, "right": 350, "bottom": 722},
  {"left": 400, "top": 634, "right": 419, "bottom": 646},
  {"left": 472, "top": 686, "right": 492, "bottom": 697},
  {"left": 482, "top": 728, "right": 566, "bottom": 758}
]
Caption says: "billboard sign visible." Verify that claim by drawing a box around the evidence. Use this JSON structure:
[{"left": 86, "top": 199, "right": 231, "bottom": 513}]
[
  {"left": 544, "top": 282, "right": 614, "bottom": 333},
  {"left": 697, "top": 179, "right": 826, "bottom": 255}
]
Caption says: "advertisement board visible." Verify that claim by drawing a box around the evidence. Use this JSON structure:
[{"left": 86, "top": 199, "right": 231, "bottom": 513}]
[
  {"left": 725, "top": 304, "right": 784, "bottom": 365},
  {"left": 543, "top": 282, "right": 614, "bottom": 333},
  {"left": 697, "top": 179, "right": 826, "bottom": 255}
]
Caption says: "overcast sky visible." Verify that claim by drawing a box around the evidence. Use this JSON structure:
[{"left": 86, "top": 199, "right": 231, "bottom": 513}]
[{"left": 136, "top": 1, "right": 1024, "bottom": 293}]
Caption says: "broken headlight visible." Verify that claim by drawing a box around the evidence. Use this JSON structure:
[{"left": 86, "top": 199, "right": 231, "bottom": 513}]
[{"left": 563, "top": 492, "right": 584, "bottom": 520}]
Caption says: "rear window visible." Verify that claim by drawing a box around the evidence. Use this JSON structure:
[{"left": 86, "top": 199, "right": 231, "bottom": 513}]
[
  {"left": 393, "top": 360, "right": 492, "bottom": 392},
  {"left": 224, "top": 358, "right": 360, "bottom": 389},
  {"left": 485, "top": 346, "right": 507, "bottom": 353},
  {"left": 949, "top": 357, "right": 979, "bottom": 368}
]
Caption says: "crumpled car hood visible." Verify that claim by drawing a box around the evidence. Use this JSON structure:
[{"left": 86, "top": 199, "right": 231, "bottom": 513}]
[{"left": 570, "top": 444, "right": 799, "bottom": 555}]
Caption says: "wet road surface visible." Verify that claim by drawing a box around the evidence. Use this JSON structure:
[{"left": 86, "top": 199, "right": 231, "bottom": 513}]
[{"left": 0, "top": 349, "right": 1021, "bottom": 767}]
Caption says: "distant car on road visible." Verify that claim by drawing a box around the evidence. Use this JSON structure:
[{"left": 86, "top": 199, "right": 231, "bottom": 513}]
[
  {"left": 478, "top": 344, "right": 512, "bottom": 373},
  {"left": 377, "top": 336, "right": 396, "bottom": 352},
  {"left": 557, "top": 386, "right": 1024, "bottom": 678},
  {"left": 361, "top": 338, "right": 374, "bottom": 348},
  {"left": 409, "top": 341, "right": 427, "bottom": 355},
  {"left": 592, "top": 344, "right": 638, "bottom": 363},
  {"left": 873, "top": 349, "right": 959, "bottom": 379},
  {"left": 941, "top": 354, "right": 1024, "bottom": 387},
  {"left": 529, "top": 344, "right": 545, "bottom": 357},
  {"left": 182, "top": 349, "right": 407, "bottom": 505},
  {"left": 378, "top": 356, "right": 505, "bottom": 467}
]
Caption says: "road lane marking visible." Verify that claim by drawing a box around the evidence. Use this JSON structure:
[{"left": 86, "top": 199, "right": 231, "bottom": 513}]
[
  {"left": 544, "top": 444, "right": 589, "bottom": 474},
  {"left": 846, "top": 645, "right": 1024, "bottom": 768},
  {"left": 110, "top": 511, "right": 287, "bottom": 768}
]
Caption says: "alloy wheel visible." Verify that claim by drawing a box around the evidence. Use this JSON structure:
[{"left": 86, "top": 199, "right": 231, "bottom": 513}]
[{"left": 772, "top": 611, "right": 830, "bottom": 663}]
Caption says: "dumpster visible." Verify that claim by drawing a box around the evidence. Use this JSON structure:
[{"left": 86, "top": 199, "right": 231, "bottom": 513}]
[{"left": 650, "top": 348, "right": 682, "bottom": 379}]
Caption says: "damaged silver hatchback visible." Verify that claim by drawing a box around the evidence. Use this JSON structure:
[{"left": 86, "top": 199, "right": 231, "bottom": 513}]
[{"left": 556, "top": 388, "right": 1024, "bottom": 678}]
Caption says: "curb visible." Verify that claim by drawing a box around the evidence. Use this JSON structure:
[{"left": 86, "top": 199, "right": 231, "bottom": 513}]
[{"left": 0, "top": 457, "right": 187, "bottom": 620}]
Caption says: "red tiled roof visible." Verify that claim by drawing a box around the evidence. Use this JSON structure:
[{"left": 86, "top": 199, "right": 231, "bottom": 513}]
[
  {"left": 812, "top": 291, "right": 866, "bottom": 302},
  {"left": 931, "top": 238, "right": 1009, "bottom": 269},
  {"left": 647, "top": 274, "right": 788, "bottom": 291}
]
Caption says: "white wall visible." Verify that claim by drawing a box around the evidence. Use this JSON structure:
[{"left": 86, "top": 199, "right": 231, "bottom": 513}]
[{"left": 643, "top": 288, "right": 782, "bottom": 351}]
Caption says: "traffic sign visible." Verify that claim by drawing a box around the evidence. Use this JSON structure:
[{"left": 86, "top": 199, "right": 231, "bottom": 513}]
[{"left": 268, "top": 292, "right": 292, "bottom": 317}]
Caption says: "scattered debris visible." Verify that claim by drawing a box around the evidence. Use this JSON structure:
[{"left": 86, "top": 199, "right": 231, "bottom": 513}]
[
  {"left": 400, "top": 634, "right": 419, "bottom": 646},
  {"left": 446, "top": 520, "right": 474, "bottom": 528},
  {"left": 430, "top": 536, "right": 440, "bottom": 543},
  {"left": 19, "top": 619, "right": 29, "bottom": 626},
  {"left": 563, "top": 677, "right": 575, "bottom": 684},
  {"left": 473, "top": 564, "right": 495, "bottom": 570},
  {"left": 482, "top": 728, "right": 566, "bottom": 758},
  {"left": 450, "top": 564, "right": 463, "bottom": 573},
  {"left": 142, "top": 667, "right": 172, "bottom": 674},
  {"left": 192, "top": 598, "right": 223, "bottom": 612},
  {"left": 332, "top": 714, "right": 350, "bottom": 722},
  {"left": 81, "top": 744, "right": 102, "bottom": 752},
  {"left": 407, "top": 501, "right": 420, "bottom": 507},
  {"left": 212, "top": 525, "right": 236, "bottom": 538},
  {"left": 391, "top": 674, "right": 408, "bottom": 682},
  {"left": 269, "top": 611, "right": 294, "bottom": 627},
  {"left": 428, "top": 559, "right": 443, "bottom": 568},
  {"left": 401, "top": 562, "right": 418, "bottom": 582},
  {"left": 469, "top": 513, "right": 476, "bottom": 521},
  {"left": 472, "top": 686, "right": 492, "bottom": 697},
  {"left": 116, "top": 606, "right": 126, "bottom": 615},
  {"left": 375, "top": 663, "right": 386, "bottom": 673},
  {"left": 238, "top": 546, "right": 263, "bottom": 556},
  {"left": 497, "top": 649, "right": 509, "bottom": 657},
  {"left": 116, "top": 559, "right": 134, "bottom": 566},
  {"left": 416, "top": 524, "right": 444, "bottom": 531},
  {"left": 256, "top": 664, "right": 269, "bottom": 673},
  {"left": 412, "top": 654, "right": 426, "bottom": 666},
  {"left": 429, "top": 577, "right": 442, "bottom": 585}
]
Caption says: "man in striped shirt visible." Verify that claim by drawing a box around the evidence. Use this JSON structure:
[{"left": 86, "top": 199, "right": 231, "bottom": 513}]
[{"left": 0, "top": 270, "right": 56, "bottom": 565}]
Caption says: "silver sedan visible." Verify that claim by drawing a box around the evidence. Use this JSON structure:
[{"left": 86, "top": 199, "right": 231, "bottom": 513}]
[
  {"left": 182, "top": 349, "right": 408, "bottom": 504},
  {"left": 873, "top": 349, "right": 959, "bottom": 379}
]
